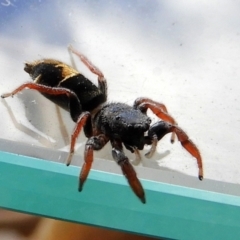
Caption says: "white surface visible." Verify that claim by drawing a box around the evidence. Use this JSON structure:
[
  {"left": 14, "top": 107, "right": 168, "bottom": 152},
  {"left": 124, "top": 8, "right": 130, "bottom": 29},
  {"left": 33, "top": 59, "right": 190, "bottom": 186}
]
[{"left": 0, "top": 1, "right": 240, "bottom": 184}]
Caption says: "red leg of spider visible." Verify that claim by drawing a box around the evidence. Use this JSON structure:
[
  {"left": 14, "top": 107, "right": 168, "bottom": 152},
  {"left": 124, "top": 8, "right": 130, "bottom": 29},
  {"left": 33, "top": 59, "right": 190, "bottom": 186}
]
[
  {"left": 1, "top": 82, "right": 83, "bottom": 123},
  {"left": 121, "top": 160, "right": 146, "bottom": 203},
  {"left": 1, "top": 82, "right": 76, "bottom": 99},
  {"left": 134, "top": 97, "right": 177, "bottom": 143},
  {"left": 68, "top": 45, "right": 107, "bottom": 98},
  {"left": 66, "top": 112, "right": 91, "bottom": 166},
  {"left": 111, "top": 144, "right": 145, "bottom": 203},
  {"left": 149, "top": 121, "right": 203, "bottom": 180},
  {"left": 172, "top": 125, "right": 203, "bottom": 180},
  {"left": 68, "top": 45, "right": 104, "bottom": 78},
  {"left": 79, "top": 145, "right": 93, "bottom": 191},
  {"left": 79, "top": 134, "right": 109, "bottom": 191}
]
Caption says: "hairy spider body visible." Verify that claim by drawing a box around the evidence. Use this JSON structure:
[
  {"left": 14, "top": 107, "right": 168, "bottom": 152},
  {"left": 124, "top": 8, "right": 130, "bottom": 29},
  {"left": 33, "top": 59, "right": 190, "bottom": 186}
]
[
  {"left": 94, "top": 103, "right": 151, "bottom": 150},
  {"left": 1, "top": 46, "right": 203, "bottom": 204}
]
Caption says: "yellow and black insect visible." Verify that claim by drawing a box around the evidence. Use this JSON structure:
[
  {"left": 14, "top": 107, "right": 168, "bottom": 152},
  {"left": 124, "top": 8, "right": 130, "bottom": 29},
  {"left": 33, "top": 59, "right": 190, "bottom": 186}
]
[{"left": 1, "top": 46, "right": 203, "bottom": 203}]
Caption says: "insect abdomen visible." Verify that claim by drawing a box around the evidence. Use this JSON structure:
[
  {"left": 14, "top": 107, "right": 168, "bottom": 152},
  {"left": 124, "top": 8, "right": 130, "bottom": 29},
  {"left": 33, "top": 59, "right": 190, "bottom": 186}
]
[{"left": 60, "top": 74, "right": 106, "bottom": 111}]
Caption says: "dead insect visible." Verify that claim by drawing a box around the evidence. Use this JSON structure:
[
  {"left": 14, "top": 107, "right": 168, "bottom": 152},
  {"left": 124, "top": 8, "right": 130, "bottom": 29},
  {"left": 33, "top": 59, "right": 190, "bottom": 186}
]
[{"left": 1, "top": 46, "right": 203, "bottom": 203}]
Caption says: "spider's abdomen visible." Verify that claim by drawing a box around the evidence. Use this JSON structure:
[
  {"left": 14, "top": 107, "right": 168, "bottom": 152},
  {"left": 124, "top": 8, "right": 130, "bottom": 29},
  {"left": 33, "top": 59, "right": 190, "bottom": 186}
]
[
  {"left": 25, "top": 60, "right": 73, "bottom": 87},
  {"left": 24, "top": 59, "right": 106, "bottom": 112},
  {"left": 60, "top": 75, "right": 106, "bottom": 111}
]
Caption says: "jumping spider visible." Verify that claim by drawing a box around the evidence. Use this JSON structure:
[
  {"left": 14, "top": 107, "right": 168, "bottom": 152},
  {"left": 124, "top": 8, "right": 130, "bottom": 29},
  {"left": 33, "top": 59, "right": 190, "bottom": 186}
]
[{"left": 1, "top": 46, "right": 203, "bottom": 203}]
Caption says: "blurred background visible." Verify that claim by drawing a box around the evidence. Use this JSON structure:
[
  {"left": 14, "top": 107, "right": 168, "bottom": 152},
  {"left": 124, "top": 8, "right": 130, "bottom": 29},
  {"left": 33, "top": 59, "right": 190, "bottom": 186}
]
[{"left": 0, "top": 0, "right": 240, "bottom": 239}]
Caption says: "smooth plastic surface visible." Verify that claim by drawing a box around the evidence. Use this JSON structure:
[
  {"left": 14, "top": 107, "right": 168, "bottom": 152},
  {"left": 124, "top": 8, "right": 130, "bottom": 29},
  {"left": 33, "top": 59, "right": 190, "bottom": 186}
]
[{"left": 0, "top": 150, "right": 240, "bottom": 240}]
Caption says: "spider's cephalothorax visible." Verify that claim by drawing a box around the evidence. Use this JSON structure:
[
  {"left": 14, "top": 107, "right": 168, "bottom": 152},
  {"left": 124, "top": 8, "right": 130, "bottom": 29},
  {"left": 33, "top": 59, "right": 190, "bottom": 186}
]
[
  {"left": 94, "top": 103, "right": 152, "bottom": 150},
  {"left": 1, "top": 46, "right": 203, "bottom": 203}
]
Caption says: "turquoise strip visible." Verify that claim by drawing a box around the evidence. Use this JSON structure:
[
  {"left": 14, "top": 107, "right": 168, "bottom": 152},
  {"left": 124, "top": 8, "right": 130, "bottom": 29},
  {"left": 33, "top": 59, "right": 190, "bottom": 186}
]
[{"left": 0, "top": 151, "right": 240, "bottom": 239}]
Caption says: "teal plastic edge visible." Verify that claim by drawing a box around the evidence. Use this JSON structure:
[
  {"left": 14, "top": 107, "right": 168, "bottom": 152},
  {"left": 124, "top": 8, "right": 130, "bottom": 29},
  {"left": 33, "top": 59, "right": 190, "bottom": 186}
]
[{"left": 0, "top": 151, "right": 240, "bottom": 240}]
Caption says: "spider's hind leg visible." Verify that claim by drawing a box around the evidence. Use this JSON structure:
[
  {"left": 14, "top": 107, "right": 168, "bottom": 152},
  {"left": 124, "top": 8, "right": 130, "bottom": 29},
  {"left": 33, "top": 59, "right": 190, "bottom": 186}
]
[{"left": 68, "top": 45, "right": 107, "bottom": 100}]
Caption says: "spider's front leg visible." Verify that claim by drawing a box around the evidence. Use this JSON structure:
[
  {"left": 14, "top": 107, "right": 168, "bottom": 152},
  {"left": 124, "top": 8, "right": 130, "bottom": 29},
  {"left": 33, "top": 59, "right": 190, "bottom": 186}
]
[
  {"left": 134, "top": 97, "right": 177, "bottom": 143},
  {"left": 146, "top": 121, "right": 203, "bottom": 180},
  {"left": 79, "top": 134, "right": 109, "bottom": 191},
  {"left": 111, "top": 140, "right": 145, "bottom": 204}
]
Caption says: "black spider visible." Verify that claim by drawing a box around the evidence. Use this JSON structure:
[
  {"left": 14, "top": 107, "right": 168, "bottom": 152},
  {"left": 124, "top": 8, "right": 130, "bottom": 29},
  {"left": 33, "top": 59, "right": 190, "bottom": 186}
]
[{"left": 1, "top": 46, "right": 203, "bottom": 203}]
